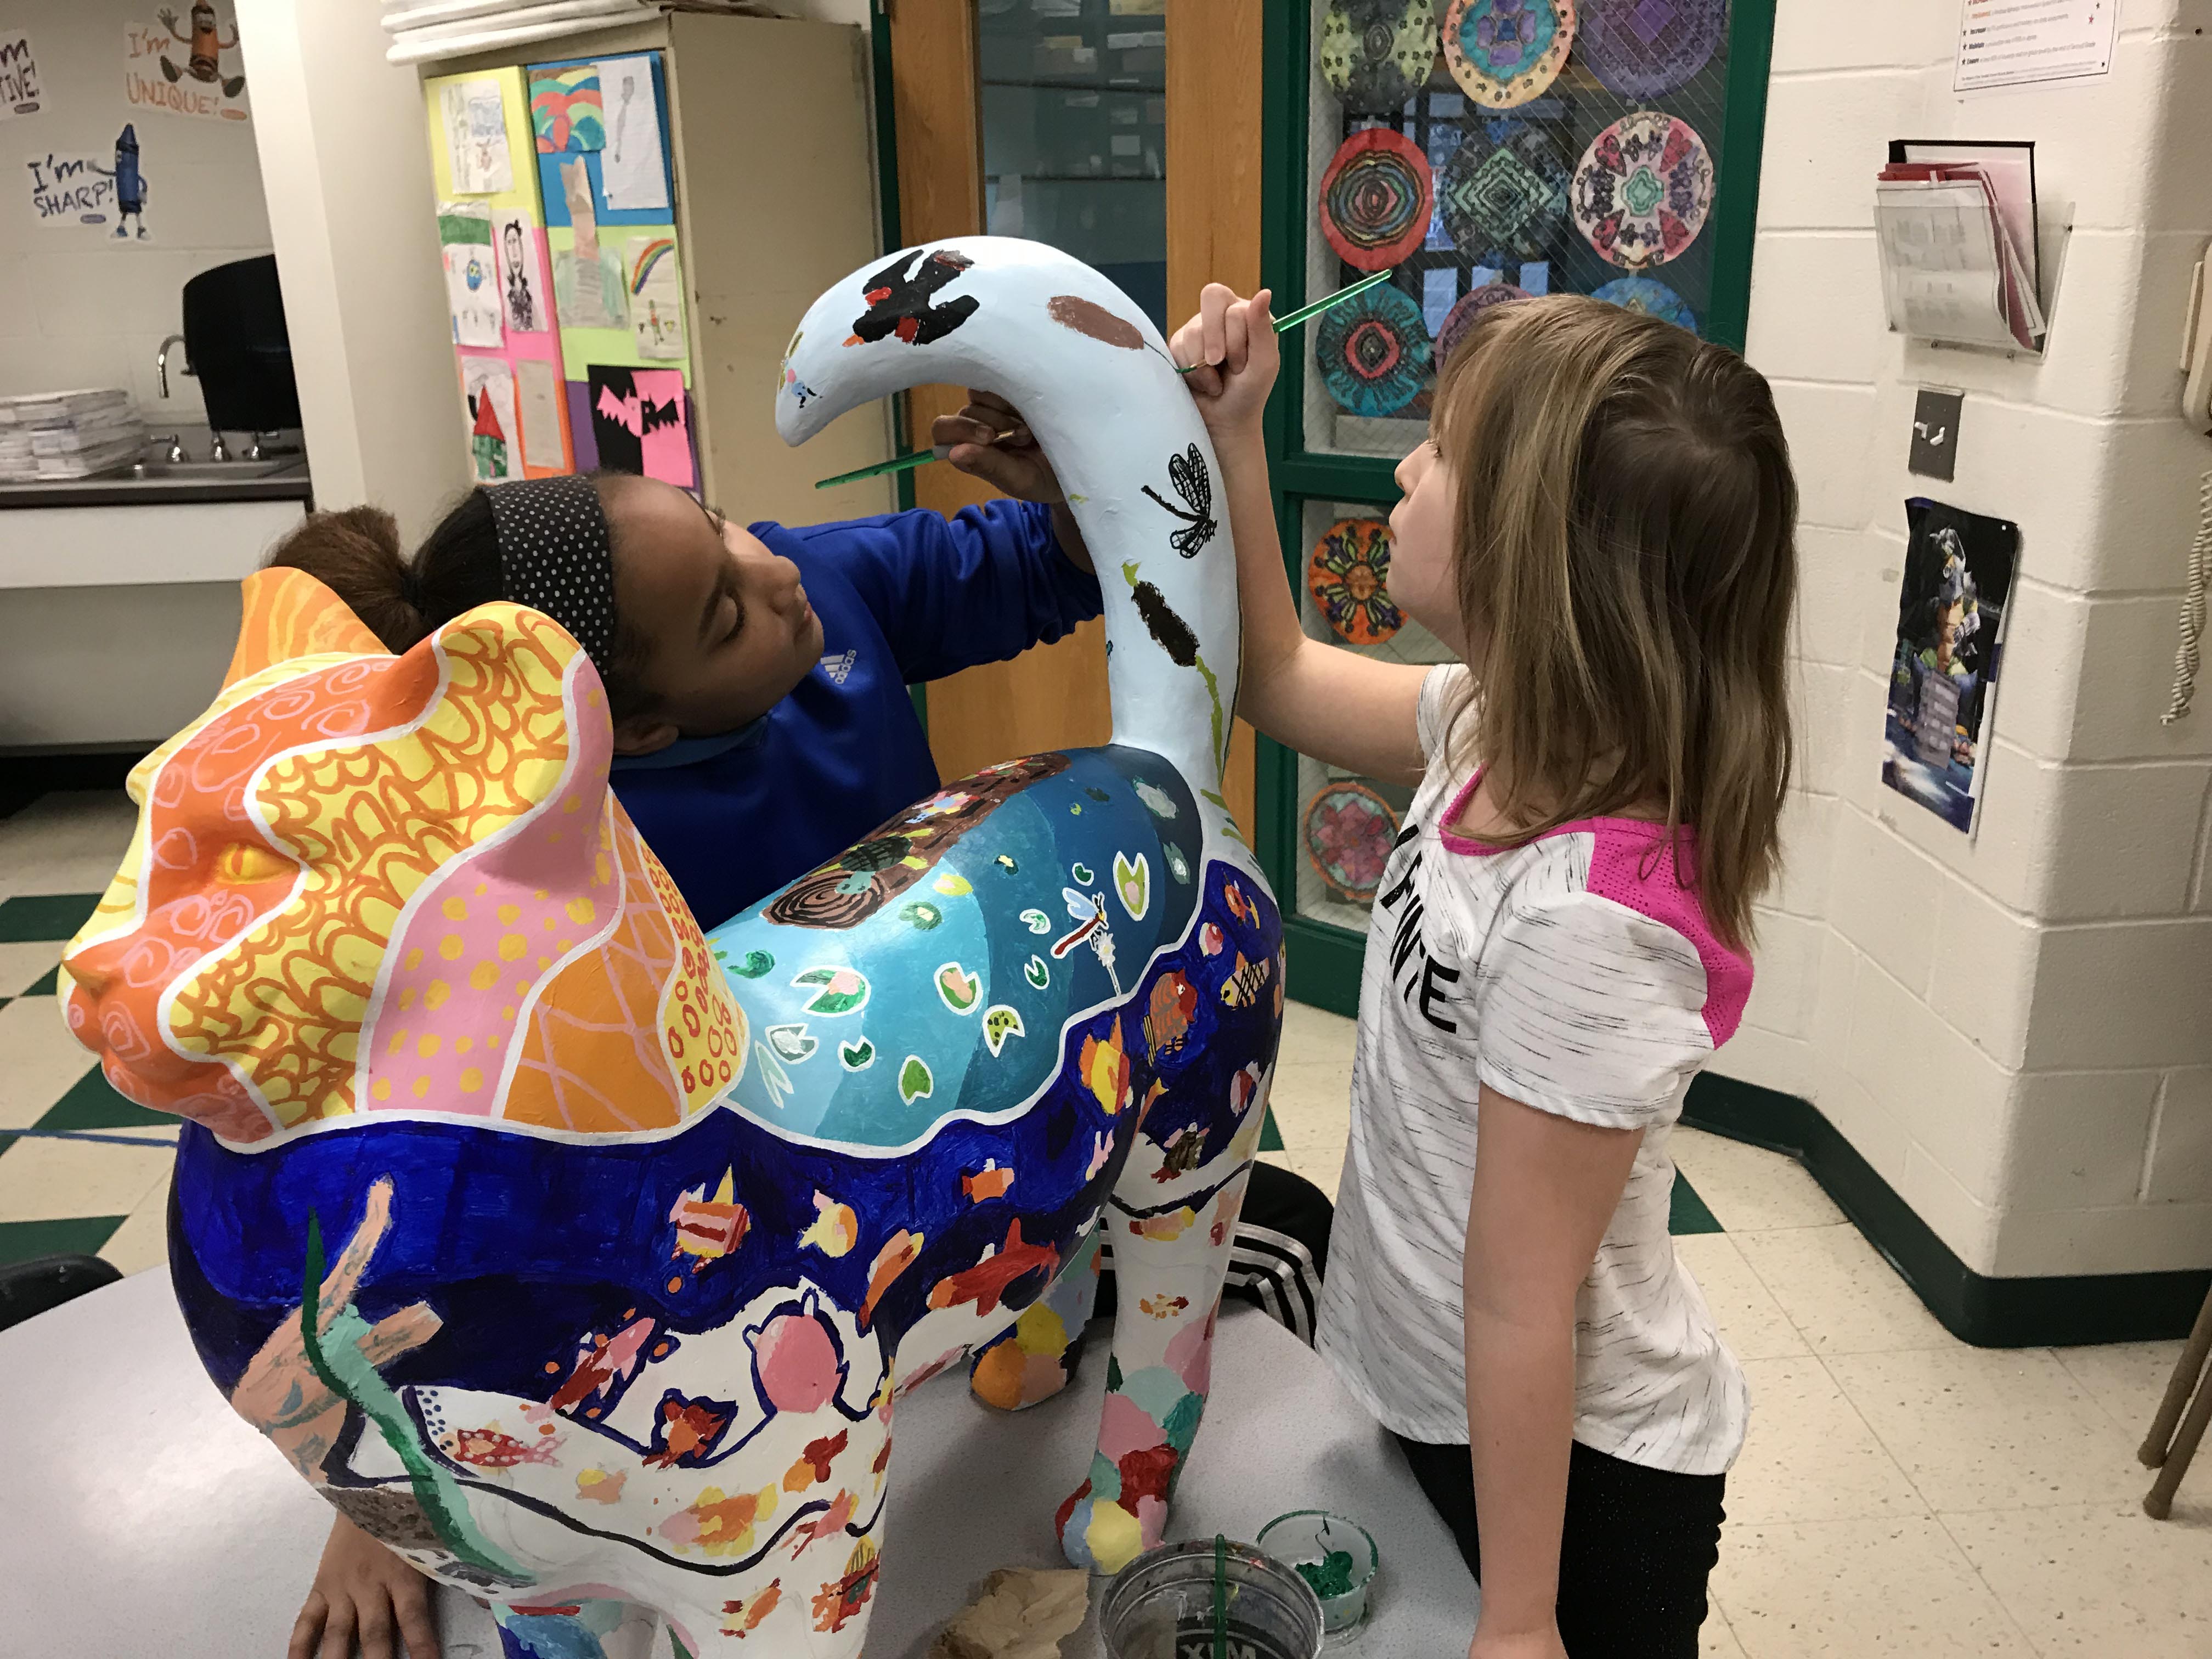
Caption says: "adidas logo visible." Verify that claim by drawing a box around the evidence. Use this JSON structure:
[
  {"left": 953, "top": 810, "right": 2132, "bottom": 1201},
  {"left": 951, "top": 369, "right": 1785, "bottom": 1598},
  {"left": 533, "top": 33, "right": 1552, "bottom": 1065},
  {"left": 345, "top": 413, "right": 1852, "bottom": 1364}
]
[{"left": 819, "top": 649, "right": 856, "bottom": 686}]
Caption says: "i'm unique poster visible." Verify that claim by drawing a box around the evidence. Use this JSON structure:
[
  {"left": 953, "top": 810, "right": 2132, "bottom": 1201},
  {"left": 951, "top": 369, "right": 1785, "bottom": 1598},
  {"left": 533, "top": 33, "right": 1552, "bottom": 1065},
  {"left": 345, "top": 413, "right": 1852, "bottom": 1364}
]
[{"left": 1881, "top": 497, "right": 2019, "bottom": 836}]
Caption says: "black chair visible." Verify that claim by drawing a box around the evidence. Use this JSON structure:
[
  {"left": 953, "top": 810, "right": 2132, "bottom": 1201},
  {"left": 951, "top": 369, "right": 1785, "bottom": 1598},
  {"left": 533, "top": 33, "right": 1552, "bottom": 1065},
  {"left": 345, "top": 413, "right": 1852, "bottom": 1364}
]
[{"left": 0, "top": 1254, "right": 123, "bottom": 1333}]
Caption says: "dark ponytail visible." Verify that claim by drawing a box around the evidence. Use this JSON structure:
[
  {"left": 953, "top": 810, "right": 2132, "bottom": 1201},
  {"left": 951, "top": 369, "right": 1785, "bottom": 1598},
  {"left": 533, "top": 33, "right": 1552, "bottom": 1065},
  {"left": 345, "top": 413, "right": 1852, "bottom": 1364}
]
[{"left": 265, "top": 482, "right": 658, "bottom": 721}]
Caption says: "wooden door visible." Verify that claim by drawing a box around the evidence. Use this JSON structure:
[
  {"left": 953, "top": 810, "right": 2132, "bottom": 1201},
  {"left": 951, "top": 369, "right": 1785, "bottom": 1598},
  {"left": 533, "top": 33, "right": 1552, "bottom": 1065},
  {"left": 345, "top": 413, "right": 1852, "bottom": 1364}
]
[{"left": 885, "top": 0, "right": 1260, "bottom": 836}]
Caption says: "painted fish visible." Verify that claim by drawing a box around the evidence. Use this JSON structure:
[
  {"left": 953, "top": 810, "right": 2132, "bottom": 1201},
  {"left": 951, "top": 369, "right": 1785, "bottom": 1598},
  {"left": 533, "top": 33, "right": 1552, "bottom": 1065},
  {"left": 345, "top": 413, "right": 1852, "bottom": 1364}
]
[
  {"left": 442, "top": 1426, "right": 562, "bottom": 1468},
  {"left": 784, "top": 1429, "right": 848, "bottom": 1492},
  {"left": 961, "top": 1160, "right": 1015, "bottom": 1203},
  {"left": 1143, "top": 971, "right": 1197, "bottom": 1056},
  {"left": 927, "top": 1218, "right": 1060, "bottom": 1317},
  {"left": 859, "top": 1228, "right": 923, "bottom": 1329},
  {"left": 1152, "top": 1125, "right": 1206, "bottom": 1182},
  {"left": 789, "top": 1487, "right": 857, "bottom": 1557},
  {"left": 1218, "top": 951, "right": 1271, "bottom": 1009},
  {"left": 1139, "top": 1294, "right": 1189, "bottom": 1319},
  {"left": 720, "top": 1579, "right": 782, "bottom": 1639},
  {"left": 800, "top": 1190, "right": 859, "bottom": 1257}
]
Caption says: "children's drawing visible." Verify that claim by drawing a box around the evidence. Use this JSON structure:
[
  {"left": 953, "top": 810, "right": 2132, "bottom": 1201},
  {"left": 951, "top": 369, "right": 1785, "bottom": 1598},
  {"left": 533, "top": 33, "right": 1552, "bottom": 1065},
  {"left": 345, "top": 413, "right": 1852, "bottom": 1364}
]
[
  {"left": 438, "top": 204, "right": 501, "bottom": 349},
  {"left": 61, "top": 238, "right": 1276, "bottom": 1659},
  {"left": 595, "top": 54, "right": 668, "bottom": 212},
  {"left": 629, "top": 235, "right": 686, "bottom": 361},
  {"left": 514, "top": 357, "right": 567, "bottom": 471},
  {"left": 589, "top": 364, "right": 691, "bottom": 488},
  {"left": 442, "top": 78, "right": 512, "bottom": 196},
  {"left": 496, "top": 213, "right": 546, "bottom": 334},
  {"left": 530, "top": 64, "right": 604, "bottom": 153},
  {"left": 1881, "top": 498, "right": 2018, "bottom": 835},
  {"left": 461, "top": 356, "right": 520, "bottom": 483}
]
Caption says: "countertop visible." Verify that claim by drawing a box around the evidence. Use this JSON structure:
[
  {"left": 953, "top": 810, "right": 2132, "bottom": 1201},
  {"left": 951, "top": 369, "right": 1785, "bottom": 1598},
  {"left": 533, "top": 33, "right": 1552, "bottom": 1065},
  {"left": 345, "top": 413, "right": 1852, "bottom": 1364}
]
[{"left": 0, "top": 457, "right": 312, "bottom": 510}]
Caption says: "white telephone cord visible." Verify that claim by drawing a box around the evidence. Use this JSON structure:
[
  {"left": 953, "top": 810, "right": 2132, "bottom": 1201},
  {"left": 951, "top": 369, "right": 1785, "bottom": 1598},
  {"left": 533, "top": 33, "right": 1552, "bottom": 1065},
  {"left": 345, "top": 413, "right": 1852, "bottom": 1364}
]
[{"left": 2161, "top": 470, "right": 2212, "bottom": 725}]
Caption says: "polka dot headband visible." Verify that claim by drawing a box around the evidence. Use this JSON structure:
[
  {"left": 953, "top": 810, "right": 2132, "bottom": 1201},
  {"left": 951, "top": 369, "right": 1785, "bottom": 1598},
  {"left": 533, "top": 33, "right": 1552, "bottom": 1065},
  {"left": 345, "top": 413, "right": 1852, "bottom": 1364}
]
[{"left": 484, "top": 475, "right": 618, "bottom": 670}]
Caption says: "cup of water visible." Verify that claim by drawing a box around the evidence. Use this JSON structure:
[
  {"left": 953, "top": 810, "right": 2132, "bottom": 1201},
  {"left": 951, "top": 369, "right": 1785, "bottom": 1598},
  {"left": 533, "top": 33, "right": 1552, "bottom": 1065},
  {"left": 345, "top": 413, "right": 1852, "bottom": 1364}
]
[
  {"left": 1098, "top": 1537, "right": 1325, "bottom": 1659},
  {"left": 1255, "top": 1511, "right": 1379, "bottom": 1637}
]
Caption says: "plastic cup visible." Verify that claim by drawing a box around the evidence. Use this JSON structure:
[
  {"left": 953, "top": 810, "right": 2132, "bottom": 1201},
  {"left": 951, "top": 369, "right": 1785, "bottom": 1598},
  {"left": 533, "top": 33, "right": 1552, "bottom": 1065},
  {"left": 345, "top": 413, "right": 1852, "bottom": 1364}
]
[
  {"left": 1098, "top": 1537, "right": 1326, "bottom": 1659},
  {"left": 1255, "top": 1511, "right": 1379, "bottom": 1637}
]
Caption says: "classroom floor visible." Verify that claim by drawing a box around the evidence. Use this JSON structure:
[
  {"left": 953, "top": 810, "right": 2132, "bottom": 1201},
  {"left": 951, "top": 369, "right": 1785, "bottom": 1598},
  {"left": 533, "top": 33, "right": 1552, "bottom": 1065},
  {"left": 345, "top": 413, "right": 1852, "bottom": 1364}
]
[{"left": 5, "top": 789, "right": 2211, "bottom": 1655}]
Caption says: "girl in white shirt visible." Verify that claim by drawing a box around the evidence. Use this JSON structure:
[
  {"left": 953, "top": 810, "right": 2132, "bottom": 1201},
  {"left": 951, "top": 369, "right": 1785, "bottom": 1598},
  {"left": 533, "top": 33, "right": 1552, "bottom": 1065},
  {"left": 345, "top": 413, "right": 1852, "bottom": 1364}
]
[{"left": 1169, "top": 287, "right": 1797, "bottom": 1659}]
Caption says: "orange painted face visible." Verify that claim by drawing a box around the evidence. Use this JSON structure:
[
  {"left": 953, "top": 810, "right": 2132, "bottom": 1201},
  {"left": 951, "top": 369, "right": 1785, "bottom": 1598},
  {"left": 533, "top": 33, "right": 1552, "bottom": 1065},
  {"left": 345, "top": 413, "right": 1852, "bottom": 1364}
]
[{"left": 61, "top": 567, "right": 744, "bottom": 1145}]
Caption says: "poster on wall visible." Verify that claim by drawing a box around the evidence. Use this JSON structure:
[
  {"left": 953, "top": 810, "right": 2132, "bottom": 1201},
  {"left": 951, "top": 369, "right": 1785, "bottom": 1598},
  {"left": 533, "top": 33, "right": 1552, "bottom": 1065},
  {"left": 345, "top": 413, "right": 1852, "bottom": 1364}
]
[
  {"left": 439, "top": 204, "right": 502, "bottom": 348},
  {"left": 123, "top": 4, "right": 247, "bottom": 122},
  {"left": 461, "top": 356, "right": 521, "bottom": 483},
  {"left": 2, "top": 28, "right": 43, "bottom": 118},
  {"left": 529, "top": 63, "right": 603, "bottom": 151},
  {"left": 494, "top": 211, "right": 548, "bottom": 334},
  {"left": 25, "top": 152, "right": 116, "bottom": 229},
  {"left": 1881, "top": 497, "right": 2019, "bottom": 836}
]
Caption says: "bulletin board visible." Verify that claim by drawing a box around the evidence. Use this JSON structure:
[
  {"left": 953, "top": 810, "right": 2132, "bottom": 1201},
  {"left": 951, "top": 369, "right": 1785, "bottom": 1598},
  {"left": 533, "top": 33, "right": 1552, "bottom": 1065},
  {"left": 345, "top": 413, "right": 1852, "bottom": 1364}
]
[
  {"left": 422, "top": 65, "right": 575, "bottom": 481},
  {"left": 1252, "top": 0, "right": 1778, "bottom": 1015}
]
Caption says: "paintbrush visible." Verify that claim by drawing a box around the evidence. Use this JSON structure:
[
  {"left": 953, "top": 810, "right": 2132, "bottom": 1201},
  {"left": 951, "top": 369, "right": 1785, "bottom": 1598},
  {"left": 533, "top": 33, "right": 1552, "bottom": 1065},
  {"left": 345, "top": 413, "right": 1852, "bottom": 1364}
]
[{"left": 816, "top": 270, "right": 1396, "bottom": 487}]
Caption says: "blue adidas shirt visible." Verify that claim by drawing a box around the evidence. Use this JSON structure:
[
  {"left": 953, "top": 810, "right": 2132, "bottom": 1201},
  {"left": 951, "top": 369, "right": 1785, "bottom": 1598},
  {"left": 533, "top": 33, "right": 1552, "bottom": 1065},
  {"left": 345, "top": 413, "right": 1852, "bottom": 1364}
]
[{"left": 610, "top": 499, "right": 1102, "bottom": 932}]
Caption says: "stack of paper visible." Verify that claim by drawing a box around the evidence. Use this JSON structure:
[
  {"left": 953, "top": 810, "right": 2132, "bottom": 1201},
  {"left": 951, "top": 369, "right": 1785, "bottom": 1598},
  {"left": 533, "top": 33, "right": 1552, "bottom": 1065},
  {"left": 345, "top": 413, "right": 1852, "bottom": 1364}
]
[
  {"left": 0, "top": 388, "right": 144, "bottom": 481},
  {"left": 1876, "top": 142, "right": 2045, "bottom": 354}
]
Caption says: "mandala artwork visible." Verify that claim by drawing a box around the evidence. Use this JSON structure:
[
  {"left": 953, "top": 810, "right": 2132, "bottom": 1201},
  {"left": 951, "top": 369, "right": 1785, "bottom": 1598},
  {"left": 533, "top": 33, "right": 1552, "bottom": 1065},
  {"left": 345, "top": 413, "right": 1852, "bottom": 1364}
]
[
  {"left": 1592, "top": 275, "right": 1699, "bottom": 334},
  {"left": 1303, "top": 781, "right": 1403, "bottom": 906},
  {"left": 1577, "top": 0, "right": 1726, "bottom": 99},
  {"left": 1434, "top": 281, "right": 1531, "bottom": 368},
  {"left": 1314, "top": 280, "right": 1434, "bottom": 419},
  {"left": 1317, "top": 127, "right": 1436, "bottom": 273},
  {"left": 1437, "top": 120, "right": 1570, "bottom": 263},
  {"left": 1440, "top": 0, "right": 1577, "bottom": 109},
  {"left": 1571, "top": 110, "right": 1715, "bottom": 270},
  {"left": 1308, "top": 517, "right": 1404, "bottom": 646},
  {"left": 1318, "top": 0, "right": 1440, "bottom": 112}
]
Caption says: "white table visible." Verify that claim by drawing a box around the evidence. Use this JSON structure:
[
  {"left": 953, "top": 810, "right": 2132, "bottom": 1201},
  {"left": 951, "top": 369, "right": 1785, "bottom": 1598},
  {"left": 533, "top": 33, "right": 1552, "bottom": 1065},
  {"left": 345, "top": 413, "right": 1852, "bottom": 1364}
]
[{"left": 0, "top": 1269, "right": 1476, "bottom": 1656}]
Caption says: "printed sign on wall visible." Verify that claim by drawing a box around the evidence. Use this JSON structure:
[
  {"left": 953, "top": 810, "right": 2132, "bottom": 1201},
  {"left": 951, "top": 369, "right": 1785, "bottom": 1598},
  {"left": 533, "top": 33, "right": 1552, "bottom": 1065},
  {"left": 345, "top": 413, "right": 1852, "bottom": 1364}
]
[
  {"left": 25, "top": 152, "right": 116, "bottom": 228},
  {"left": 125, "top": 4, "right": 248, "bottom": 123},
  {"left": 1, "top": 27, "right": 42, "bottom": 119}
]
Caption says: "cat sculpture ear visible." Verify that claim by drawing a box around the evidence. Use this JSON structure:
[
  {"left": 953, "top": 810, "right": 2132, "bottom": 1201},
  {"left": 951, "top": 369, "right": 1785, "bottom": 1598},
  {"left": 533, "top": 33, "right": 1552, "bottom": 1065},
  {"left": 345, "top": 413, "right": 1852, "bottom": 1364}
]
[{"left": 221, "top": 566, "right": 389, "bottom": 690}]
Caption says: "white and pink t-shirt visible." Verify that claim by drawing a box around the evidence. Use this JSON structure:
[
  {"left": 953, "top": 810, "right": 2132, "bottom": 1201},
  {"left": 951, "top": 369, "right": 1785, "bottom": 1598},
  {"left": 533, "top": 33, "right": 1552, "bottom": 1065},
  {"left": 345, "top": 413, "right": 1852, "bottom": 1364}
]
[{"left": 1316, "top": 665, "right": 1753, "bottom": 1476}]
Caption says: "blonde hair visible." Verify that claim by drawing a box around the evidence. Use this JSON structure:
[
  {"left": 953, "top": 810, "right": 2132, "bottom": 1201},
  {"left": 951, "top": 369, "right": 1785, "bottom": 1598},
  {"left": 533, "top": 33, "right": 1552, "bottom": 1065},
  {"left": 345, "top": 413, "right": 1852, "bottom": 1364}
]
[{"left": 1431, "top": 295, "right": 1798, "bottom": 947}]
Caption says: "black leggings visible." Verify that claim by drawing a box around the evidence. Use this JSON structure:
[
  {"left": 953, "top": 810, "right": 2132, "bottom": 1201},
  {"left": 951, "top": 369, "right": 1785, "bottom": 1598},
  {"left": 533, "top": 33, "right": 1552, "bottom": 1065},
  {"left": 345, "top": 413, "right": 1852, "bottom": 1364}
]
[{"left": 1395, "top": 1434, "right": 1726, "bottom": 1659}]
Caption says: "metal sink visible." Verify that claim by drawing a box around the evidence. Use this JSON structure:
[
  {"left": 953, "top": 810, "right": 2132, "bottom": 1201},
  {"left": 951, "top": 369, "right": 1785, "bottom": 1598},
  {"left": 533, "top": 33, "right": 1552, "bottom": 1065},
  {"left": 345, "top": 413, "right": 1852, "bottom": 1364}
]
[{"left": 126, "top": 458, "right": 302, "bottom": 481}]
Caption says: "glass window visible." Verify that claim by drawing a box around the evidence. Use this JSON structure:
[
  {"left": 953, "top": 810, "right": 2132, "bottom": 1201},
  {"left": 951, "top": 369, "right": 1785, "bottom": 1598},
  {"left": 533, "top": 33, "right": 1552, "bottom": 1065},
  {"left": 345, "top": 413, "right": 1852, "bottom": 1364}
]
[
  {"left": 980, "top": 0, "right": 1170, "bottom": 332},
  {"left": 1302, "top": 0, "right": 1735, "bottom": 458}
]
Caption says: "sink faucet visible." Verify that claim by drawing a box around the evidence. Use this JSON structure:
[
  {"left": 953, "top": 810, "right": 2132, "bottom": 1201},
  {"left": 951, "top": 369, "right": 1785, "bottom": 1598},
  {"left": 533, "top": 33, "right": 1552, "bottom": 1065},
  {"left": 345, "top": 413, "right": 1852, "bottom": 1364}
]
[{"left": 156, "top": 334, "right": 191, "bottom": 400}]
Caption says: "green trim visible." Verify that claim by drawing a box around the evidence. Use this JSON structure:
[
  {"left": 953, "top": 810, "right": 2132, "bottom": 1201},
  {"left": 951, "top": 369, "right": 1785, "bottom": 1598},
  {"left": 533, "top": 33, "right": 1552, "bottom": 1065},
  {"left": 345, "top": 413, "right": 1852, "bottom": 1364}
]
[
  {"left": 1282, "top": 916, "right": 1364, "bottom": 1017},
  {"left": 1703, "top": 0, "right": 1778, "bottom": 353},
  {"left": 1685, "top": 1073, "right": 2212, "bottom": 1348}
]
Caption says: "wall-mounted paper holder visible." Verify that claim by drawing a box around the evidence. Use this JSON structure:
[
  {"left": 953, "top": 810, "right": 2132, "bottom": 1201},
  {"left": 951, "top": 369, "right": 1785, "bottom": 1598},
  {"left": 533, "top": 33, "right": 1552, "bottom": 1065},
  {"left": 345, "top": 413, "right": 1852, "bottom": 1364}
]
[{"left": 1877, "top": 140, "right": 2063, "bottom": 362}]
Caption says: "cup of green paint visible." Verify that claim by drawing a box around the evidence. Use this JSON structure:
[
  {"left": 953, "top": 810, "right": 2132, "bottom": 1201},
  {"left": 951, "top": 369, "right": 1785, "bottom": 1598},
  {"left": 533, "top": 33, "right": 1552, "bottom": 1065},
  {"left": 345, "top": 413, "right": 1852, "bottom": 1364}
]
[
  {"left": 1099, "top": 1537, "right": 1325, "bottom": 1659},
  {"left": 1256, "top": 1511, "right": 1379, "bottom": 1637}
]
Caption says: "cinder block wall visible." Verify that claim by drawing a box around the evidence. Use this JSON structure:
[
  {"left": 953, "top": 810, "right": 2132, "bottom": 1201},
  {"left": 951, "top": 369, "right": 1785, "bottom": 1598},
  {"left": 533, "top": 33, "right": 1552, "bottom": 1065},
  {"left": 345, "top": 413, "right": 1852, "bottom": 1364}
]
[{"left": 1722, "top": 0, "right": 2212, "bottom": 1279}]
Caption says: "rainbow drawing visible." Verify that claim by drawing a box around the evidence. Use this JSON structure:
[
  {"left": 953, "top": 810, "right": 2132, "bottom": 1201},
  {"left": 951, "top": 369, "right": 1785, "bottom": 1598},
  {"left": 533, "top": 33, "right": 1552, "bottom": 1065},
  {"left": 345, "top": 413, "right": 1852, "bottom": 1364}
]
[{"left": 630, "top": 237, "right": 677, "bottom": 295}]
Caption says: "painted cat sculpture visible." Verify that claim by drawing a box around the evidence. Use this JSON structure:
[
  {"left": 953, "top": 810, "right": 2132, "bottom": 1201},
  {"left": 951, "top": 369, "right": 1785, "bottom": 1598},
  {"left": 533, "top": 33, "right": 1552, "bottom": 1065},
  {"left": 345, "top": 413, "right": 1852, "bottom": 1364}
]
[{"left": 57, "top": 238, "right": 1283, "bottom": 1658}]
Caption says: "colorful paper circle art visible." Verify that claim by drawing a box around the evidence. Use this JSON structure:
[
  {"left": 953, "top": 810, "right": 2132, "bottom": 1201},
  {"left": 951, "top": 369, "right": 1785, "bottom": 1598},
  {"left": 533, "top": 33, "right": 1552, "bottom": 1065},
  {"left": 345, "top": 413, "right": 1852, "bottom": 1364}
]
[
  {"left": 1571, "top": 111, "right": 1714, "bottom": 270},
  {"left": 1592, "top": 275, "right": 1699, "bottom": 334},
  {"left": 1319, "top": 0, "right": 1440, "bottom": 112},
  {"left": 1318, "top": 128, "right": 1435, "bottom": 273},
  {"left": 1440, "top": 0, "right": 1577, "bottom": 109},
  {"left": 1308, "top": 516, "right": 1404, "bottom": 645},
  {"left": 1434, "top": 281, "right": 1530, "bottom": 368},
  {"left": 1577, "top": 0, "right": 1726, "bottom": 99},
  {"left": 1314, "top": 281, "right": 1433, "bottom": 418},
  {"left": 1438, "top": 121, "right": 1570, "bottom": 262},
  {"left": 1304, "top": 780, "right": 1403, "bottom": 905}
]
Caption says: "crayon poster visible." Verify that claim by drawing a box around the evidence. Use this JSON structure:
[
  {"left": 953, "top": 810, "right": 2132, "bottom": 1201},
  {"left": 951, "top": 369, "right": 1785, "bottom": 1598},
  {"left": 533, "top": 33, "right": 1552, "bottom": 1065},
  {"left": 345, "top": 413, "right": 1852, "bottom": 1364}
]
[{"left": 123, "top": 6, "right": 248, "bottom": 123}]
